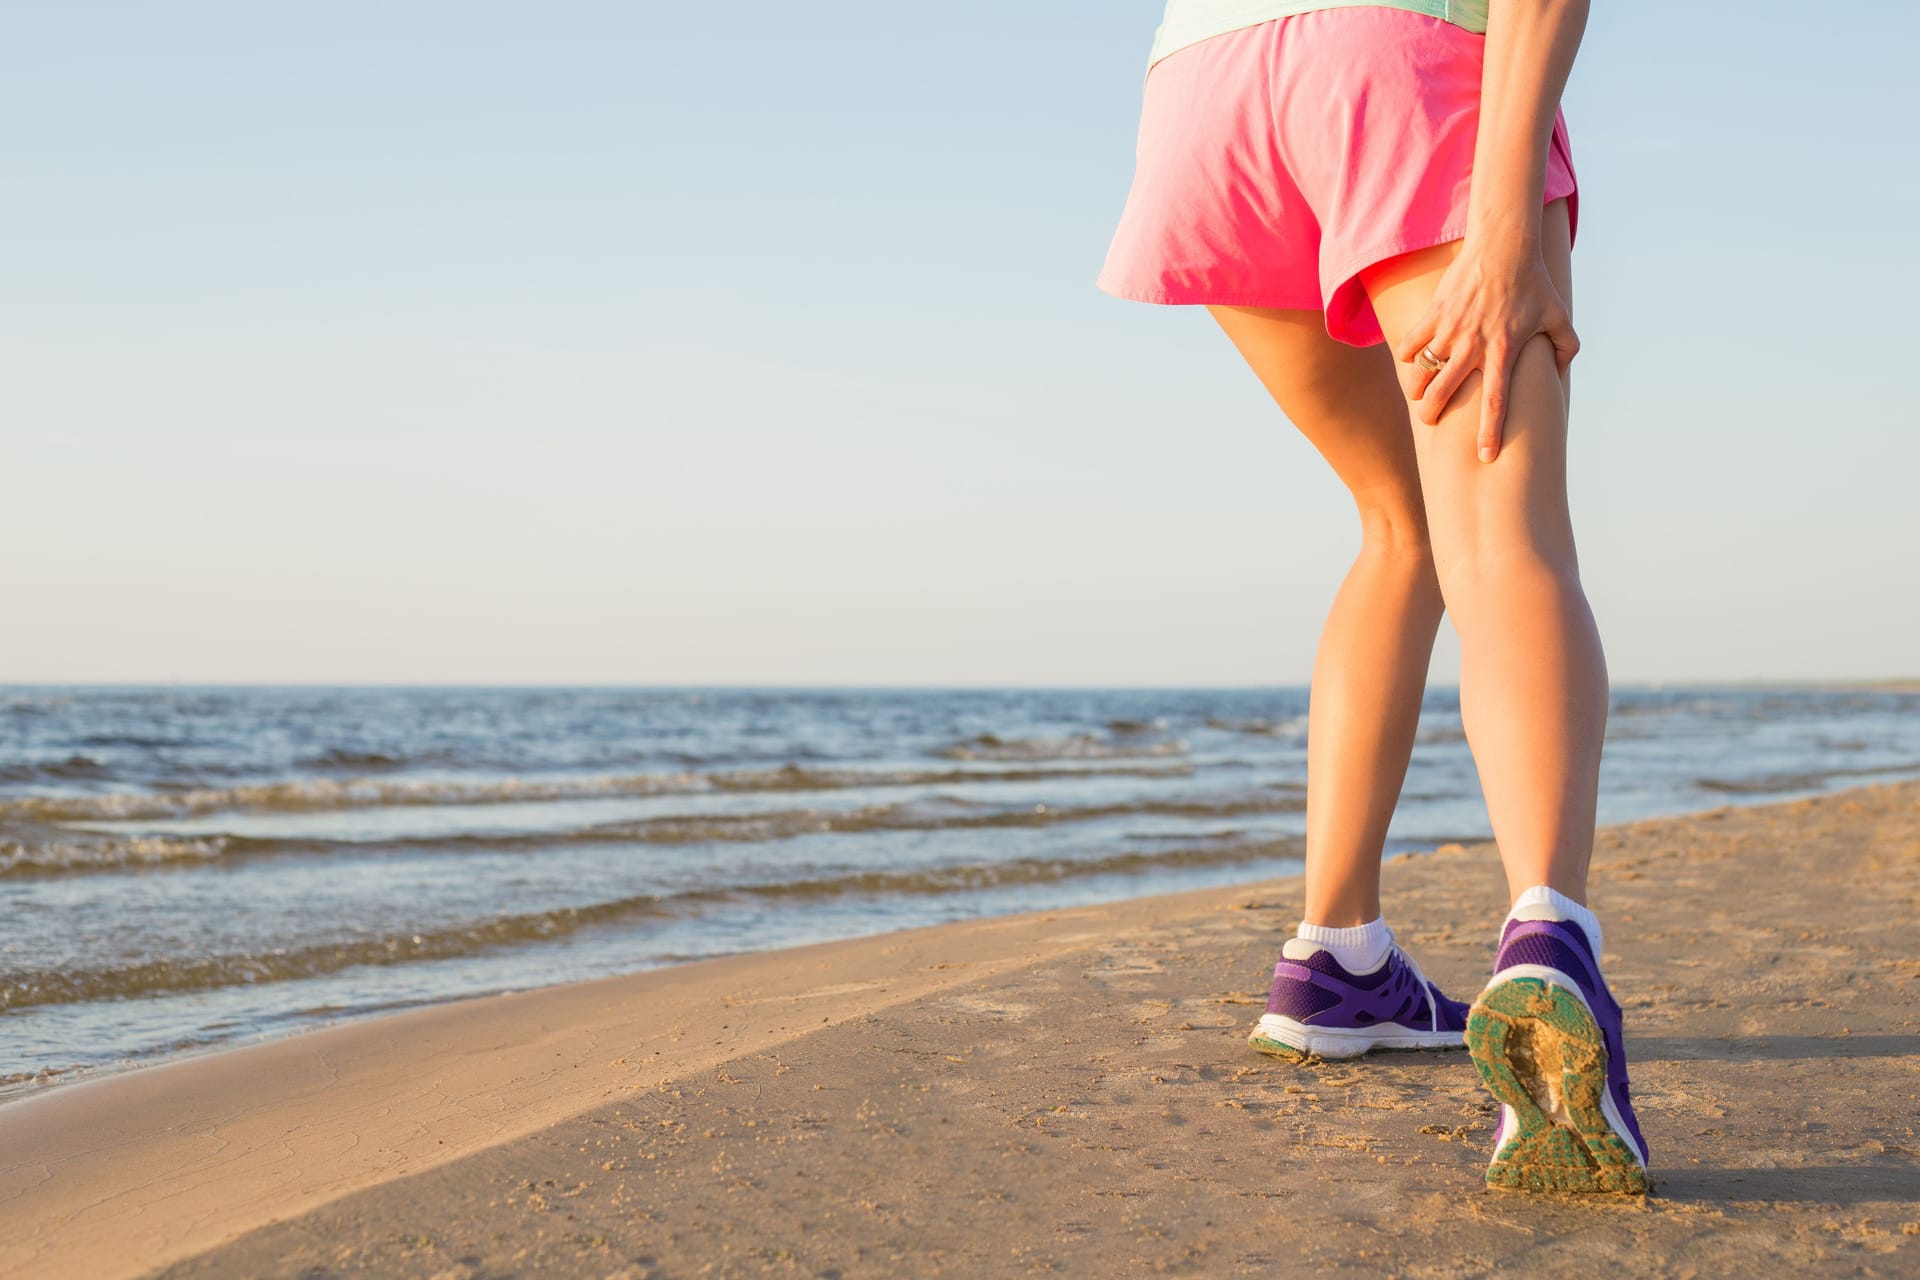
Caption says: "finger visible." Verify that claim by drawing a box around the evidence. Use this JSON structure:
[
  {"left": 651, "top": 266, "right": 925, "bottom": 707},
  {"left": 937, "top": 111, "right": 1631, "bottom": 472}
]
[
  {"left": 1403, "top": 321, "right": 1453, "bottom": 401},
  {"left": 1408, "top": 343, "right": 1445, "bottom": 400},
  {"left": 1548, "top": 318, "right": 1581, "bottom": 374},
  {"left": 1394, "top": 312, "right": 1439, "bottom": 367},
  {"left": 1417, "top": 342, "right": 1477, "bottom": 426},
  {"left": 1478, "top": 344, "right": 1510, "bottom": 462}
]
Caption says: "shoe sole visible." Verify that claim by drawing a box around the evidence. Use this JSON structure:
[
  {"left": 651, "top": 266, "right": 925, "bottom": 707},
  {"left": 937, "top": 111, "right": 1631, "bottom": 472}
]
[
  {"left": 1466, "top": 976, "right": 1647, "bottom": 1194},
  {"left": 1248, "top": 1013, "right": 1465, "bottom": 1061}
]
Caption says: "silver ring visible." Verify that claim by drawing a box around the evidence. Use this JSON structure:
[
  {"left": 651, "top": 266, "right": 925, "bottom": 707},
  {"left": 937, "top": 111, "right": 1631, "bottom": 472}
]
[{"left": 1414, "top": 346, "right": 1446, "bottom": 373}]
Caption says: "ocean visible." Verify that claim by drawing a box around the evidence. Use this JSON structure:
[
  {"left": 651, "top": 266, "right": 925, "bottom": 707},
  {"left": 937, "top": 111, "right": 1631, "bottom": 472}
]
[{"left": 3, "top": 684, "right": 1916, "bottom": 1101}]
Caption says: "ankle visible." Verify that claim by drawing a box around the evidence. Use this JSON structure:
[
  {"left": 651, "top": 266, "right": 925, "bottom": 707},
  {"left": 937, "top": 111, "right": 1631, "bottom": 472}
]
[
  {"left": 1505, "top": 884, "right": 1602, "bottom": 956},
  {"left": 1300, "top": 897, "right": 1383, "bottom": 931},
  {"left": 1289, "top": 915, "right": 1393, "bottom": 973}
]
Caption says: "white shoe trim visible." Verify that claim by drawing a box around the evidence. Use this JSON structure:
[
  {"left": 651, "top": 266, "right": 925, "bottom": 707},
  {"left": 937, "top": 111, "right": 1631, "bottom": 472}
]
[
  {"left": 1479, "top": 961, "right": 1586, "bottom": 1000},
  {"left": 1252, "top": 1013, "right": 1463, "bottom": 1060},
  {"left": 1492, "top": 1104, "right": 1517, "bottom": 1154},
  {"left": 1477, "top": 964, "right": 1648, "bottom": 1168}
]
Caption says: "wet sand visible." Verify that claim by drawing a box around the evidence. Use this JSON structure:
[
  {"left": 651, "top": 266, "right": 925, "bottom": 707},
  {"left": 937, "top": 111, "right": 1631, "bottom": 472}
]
[{"left": 5, "top": 780, "right": 1919, "bottom": 1278}]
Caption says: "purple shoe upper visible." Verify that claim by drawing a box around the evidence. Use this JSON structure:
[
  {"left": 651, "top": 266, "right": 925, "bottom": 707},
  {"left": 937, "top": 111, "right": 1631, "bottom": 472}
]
[
  {"left": 1267, "top": 945, "right": 1469, "bottom": 1034},
  {"left": 1494, "top": 917, "right": 1649, "bottom": 1166}
]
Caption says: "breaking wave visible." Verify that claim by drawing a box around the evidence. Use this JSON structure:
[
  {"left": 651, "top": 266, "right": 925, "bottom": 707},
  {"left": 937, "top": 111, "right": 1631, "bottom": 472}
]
[
  {"left": 935, "top": 733, "right": 1188, "bottom": 762},
  {"left": 0, "top": 759, "right": 1194, "bottom": 825},
  {"left": 0, "top": 787, "right": 1304, "bottom": 878},
  {"left": 0, "top": 835, "right": 1302, "bottom": 1011}
]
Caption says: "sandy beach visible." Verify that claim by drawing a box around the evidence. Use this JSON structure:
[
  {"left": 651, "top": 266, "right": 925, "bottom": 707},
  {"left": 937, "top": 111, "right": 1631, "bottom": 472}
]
[{"left": 5, "top": 778, "right": 1919, "bottom": 1278}]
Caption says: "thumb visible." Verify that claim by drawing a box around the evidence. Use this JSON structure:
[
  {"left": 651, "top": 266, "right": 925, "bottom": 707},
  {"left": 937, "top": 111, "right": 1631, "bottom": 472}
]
[{"left": 1547, "top": 316, "right": 1581, "bottom": 375}]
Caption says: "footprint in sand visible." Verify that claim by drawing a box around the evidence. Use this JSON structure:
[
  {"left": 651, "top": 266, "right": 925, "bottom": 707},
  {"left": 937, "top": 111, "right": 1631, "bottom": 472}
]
[{"left": 942, "top": 994, "right": 1034, "bottom": 1019}]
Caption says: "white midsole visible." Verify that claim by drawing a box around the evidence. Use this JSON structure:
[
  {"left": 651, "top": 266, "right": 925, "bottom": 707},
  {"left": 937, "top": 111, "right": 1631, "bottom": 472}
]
[
  {"left": 1251, "top": 1013, "right": 1463, "bottom": 1060},
  {"left": 1479, "top": 964, "right": 1648, "bottom": 1168}
]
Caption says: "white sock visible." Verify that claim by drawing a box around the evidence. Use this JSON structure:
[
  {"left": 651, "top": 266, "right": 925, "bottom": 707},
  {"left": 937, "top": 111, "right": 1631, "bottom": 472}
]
[
  {"left": 1285, "top": 916, "right": 1393, "bottom": 973},
  {"left": 1506, "top": 884, "right": 1602, "bottom": 956}
]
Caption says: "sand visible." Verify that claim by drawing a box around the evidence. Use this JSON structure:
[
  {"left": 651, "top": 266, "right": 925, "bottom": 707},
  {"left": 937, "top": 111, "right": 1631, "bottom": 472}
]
[{"left": 4, "top": 780, "right": 1919, "bottom": 1278}]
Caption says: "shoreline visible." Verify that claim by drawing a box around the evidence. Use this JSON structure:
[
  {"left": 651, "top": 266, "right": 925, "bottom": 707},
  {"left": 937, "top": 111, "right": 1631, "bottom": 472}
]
[
  {"left": 6, "top": 779, "right": 1919, "bottom": 1277},
  {"left": 7, "top": 681, "right": 1915, "bottom": 1113},
  {"left": 13, "top": 761, "right": 1919, "bottom": 1115}
]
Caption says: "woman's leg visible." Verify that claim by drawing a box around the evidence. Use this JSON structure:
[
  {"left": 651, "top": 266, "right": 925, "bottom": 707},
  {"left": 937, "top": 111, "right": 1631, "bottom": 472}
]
[
  {"left": 1357, "top": 198, "right": 1608, "bottom": 905},
  {"left": 1207, "top": 305, "right": 1447, "bottom": 926}
]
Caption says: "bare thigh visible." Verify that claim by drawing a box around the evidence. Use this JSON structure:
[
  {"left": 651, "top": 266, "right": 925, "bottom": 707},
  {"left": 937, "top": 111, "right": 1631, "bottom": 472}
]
[
  {"left": 1357, "top": 198, "right": 1579, "bottom": 570},
  {"left": 1205, "top": 306, "right": 1429, "bottom": 547}
]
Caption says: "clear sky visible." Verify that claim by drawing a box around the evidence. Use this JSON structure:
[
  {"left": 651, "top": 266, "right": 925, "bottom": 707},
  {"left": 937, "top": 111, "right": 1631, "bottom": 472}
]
[{"left": 4, "top": 1, "right": 1915, "bottom": 685}]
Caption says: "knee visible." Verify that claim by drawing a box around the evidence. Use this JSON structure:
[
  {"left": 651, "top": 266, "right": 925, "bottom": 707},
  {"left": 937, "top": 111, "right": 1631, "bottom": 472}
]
[
  {"left": 1432, "top": 540, "right": 1581, "bottom": 610},
  {"left": 1353, "top": 490, "right": 1433, "bottom": 563},
  {"left": 1354, "top": 527, "right": 1443, "bottom": 614}
]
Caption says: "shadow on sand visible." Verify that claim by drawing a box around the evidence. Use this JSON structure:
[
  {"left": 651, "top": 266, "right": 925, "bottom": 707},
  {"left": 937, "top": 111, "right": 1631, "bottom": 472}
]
[
  {"left": 1654, "top": 1163, "right": 1920, "bottom": 1207},
  {"left": 1632, "top": 1034, "right": 1920, "bottom": 1063}
]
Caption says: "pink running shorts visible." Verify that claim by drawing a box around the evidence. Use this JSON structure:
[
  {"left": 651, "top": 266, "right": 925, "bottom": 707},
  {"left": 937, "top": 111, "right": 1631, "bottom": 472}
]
[{"left": 1095, "top": 6, "right": 1579, "bottom": 348}]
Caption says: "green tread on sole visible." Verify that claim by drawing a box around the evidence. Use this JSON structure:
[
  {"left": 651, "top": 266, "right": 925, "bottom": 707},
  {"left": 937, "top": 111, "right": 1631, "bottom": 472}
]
[
  {"left": 1246, "top": 1029, "right": 1310, "bottom": 1061},
  {"left": 1467, "top": 977, "right": 1648, "bottom": 1196}
]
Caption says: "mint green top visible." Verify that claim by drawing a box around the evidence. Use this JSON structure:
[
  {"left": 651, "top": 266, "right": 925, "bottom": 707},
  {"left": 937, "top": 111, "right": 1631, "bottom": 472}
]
[{"left": 1147, "top": 0, "right": 1490, "bottom": 72}]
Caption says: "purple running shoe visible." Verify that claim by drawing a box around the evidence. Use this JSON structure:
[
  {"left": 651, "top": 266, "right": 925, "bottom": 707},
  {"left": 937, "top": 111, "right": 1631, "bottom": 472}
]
[
  {"left": 1249, "top": 936, "right": 1469, "bottom": 1060},
  {"left": 1468, "top": 914, "right": 1650, "bottom": 1193}
]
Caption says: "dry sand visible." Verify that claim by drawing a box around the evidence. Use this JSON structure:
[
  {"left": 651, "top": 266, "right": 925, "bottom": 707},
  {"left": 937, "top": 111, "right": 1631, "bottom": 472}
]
[{"left": 5, "top": 780, "right": 1919, "bottom": 1278}]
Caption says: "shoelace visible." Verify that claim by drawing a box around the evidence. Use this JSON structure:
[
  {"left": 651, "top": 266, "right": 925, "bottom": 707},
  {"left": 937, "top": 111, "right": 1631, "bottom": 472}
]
[{"left": 1388, "top": 937, "right": 1442, "bottom": 1032}]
